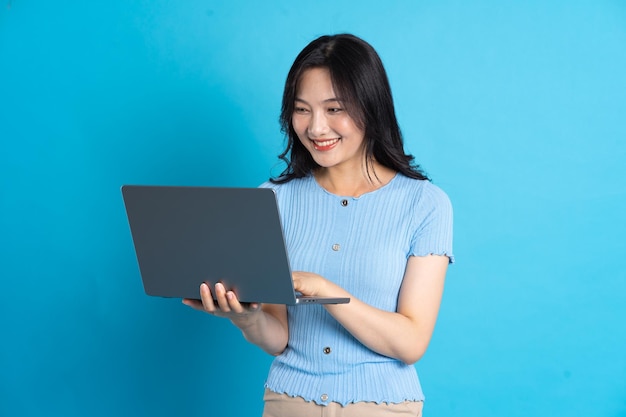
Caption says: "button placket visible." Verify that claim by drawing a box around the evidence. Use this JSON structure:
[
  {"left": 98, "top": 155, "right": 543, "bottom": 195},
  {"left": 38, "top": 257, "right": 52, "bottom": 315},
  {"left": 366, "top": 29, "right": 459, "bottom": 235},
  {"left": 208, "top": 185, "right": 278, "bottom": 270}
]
[
  {"left": 326, "top": 196, "right": 351, "bottom": 279},
  {"left": 333, "top": 197, "right": 352, "bottom": 252}
]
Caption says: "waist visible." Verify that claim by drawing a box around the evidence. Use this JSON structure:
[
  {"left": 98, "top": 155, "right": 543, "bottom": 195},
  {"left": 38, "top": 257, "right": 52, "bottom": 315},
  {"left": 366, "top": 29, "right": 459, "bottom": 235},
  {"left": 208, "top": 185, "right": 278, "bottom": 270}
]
[{"left": 265, "top": 359, "right": 424, "bottom": 406}]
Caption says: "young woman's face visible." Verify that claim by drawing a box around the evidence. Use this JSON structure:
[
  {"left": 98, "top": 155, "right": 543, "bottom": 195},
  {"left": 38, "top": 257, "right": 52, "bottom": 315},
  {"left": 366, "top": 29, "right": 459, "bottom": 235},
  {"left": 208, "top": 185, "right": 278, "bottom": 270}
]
[{"left": 292, "top": 67, "right": 366, "bottom": 171}]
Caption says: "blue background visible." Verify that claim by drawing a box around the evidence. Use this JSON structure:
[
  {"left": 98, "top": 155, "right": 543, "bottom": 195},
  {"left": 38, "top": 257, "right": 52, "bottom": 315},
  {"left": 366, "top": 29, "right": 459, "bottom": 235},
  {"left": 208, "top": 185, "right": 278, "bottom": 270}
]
[{"left": 1, "top": 1, "right": 625, "bottom": 416}]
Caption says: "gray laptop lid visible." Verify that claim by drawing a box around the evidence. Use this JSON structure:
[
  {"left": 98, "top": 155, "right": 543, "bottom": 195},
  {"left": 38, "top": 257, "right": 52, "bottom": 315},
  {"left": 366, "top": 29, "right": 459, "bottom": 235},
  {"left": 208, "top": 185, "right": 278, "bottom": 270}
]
[{"left": 121, "top": 185, "right": 349, "bottom": 305}]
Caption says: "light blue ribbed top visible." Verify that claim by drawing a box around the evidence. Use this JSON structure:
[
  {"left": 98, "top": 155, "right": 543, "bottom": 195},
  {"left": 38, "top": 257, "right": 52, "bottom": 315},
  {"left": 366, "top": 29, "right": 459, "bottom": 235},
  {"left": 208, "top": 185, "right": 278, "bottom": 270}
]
[{"left": 260, "top": 173, "right": 454, "bottom": 406}]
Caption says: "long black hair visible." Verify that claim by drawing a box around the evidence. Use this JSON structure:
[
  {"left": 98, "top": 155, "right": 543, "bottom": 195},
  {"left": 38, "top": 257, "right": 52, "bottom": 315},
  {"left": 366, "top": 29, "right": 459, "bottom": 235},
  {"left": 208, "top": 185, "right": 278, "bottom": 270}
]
[{"left": 271, "top": 33, "right": 429, "bottom": 183}]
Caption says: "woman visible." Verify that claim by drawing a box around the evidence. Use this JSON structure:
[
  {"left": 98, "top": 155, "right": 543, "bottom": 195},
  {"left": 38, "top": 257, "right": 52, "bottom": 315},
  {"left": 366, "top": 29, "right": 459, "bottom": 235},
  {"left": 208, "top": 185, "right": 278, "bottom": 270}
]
[{"left": 184, "top": 34, "right": 453, "bottom": 416}]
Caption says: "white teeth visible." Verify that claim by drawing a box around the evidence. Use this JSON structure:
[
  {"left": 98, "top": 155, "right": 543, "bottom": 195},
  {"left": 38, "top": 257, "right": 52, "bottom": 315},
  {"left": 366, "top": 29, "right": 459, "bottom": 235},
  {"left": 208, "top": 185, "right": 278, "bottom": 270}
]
[{"left": 312, "top": 138, "right": 339, "bottom": 147}]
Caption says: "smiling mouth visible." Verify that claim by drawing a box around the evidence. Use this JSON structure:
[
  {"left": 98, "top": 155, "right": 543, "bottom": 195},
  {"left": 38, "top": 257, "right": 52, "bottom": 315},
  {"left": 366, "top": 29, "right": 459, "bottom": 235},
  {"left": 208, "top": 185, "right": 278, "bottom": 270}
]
[{"left": 310, "top": 138, "right": 340, "bottom": 151}]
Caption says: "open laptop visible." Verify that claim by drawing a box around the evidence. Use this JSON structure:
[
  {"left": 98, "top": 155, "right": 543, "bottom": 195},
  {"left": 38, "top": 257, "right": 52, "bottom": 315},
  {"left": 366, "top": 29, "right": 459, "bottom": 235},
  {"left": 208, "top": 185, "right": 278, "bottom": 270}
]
[{"left": 121, "top": 185, "right": 349, "bottom": 305}]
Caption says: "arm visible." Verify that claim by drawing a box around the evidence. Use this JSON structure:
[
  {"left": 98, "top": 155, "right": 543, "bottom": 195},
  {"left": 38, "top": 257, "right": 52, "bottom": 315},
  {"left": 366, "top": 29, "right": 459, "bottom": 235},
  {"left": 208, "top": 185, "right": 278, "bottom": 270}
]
[
  {"left": 183, "top": 283, "right": 288, "bottom": 356},
  {"left": 293, "top": 254, "right": 448, "bottom": 365}
]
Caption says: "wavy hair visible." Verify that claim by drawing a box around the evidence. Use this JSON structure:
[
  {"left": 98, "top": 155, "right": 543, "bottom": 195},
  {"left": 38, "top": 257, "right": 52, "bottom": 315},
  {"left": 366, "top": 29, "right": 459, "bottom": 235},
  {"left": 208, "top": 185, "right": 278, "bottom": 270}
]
[{"left": 271, "top": 33, "right": 429, "bottom": 183}]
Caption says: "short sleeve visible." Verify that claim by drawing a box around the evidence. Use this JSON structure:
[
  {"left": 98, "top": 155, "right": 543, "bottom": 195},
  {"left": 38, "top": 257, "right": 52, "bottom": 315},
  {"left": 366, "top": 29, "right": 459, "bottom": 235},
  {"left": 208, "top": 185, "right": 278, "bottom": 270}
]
[{"left": 409, "top": 183, "right": 454, "bottom": 263}]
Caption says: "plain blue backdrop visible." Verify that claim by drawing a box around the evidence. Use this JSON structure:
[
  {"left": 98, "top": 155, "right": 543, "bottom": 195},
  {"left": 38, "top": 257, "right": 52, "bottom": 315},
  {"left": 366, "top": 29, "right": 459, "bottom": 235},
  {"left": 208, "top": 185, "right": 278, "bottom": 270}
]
[{"left": 1, "top": 1, "right": 625, "bottom": 416}]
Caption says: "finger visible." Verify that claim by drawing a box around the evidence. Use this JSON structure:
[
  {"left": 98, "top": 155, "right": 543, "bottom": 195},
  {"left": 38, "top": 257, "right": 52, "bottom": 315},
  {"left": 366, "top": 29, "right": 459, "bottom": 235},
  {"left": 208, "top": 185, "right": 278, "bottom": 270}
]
[
  {"left": 182, "top": 298, "right": 204, "bottom": 311},
  {"left": 292, "top": 273, "right": 303, "bottom": 292},
  {"left": 199, "top": 283, "right": 218, "bottom": 313},
  {"left": 247, "top": 302, "right": 261, "bottom": 311},
  {"left": 214, "top": 282, "right": 232, "bottom": 313},
  {"left": 224, "top": 290, "right": 247, "bottom": 313}
]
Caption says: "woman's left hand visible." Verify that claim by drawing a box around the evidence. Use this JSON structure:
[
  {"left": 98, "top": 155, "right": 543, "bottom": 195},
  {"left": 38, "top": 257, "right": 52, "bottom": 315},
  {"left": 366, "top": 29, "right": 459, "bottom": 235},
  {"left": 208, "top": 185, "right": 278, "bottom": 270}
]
[
  {"left": 291, "top": 255, "right": 449, "bottom": 365},
  {"left": 292, "top": 271, "right": 330, "bottom": 297}
]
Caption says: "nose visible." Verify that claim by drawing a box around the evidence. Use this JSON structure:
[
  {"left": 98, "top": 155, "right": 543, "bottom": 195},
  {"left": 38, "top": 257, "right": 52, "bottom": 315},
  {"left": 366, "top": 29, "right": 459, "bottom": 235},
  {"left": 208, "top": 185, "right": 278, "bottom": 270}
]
[{"left": 307, "top": 111, "right": 329, "bottom": 138}]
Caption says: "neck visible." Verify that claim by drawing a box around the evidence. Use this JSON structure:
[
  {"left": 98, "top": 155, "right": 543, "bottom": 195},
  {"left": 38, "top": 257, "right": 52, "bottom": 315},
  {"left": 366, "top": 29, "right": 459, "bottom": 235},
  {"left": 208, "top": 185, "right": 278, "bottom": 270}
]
[{"left": 314, "top": 161, "right": 396, "bottom": 197}]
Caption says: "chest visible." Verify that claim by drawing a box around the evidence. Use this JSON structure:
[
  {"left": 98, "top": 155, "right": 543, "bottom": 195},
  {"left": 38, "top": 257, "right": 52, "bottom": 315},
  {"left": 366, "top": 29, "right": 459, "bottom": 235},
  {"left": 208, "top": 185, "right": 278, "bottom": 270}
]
[{"left": 280, "top": 195, "right": 415, "bottom": 308}]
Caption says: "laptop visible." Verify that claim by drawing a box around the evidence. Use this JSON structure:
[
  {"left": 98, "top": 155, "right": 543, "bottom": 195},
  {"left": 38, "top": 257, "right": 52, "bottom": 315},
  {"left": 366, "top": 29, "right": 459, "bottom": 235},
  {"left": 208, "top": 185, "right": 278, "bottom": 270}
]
[{"left": 121, "top": 185, "right": 350, "bottom": 305}]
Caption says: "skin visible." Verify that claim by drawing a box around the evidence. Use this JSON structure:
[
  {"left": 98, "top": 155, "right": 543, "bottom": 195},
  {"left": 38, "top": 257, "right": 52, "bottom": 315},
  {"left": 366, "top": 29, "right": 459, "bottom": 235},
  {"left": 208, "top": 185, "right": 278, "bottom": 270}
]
[{"left": 183, "top": 67, "right": 449, "bottom": 364}]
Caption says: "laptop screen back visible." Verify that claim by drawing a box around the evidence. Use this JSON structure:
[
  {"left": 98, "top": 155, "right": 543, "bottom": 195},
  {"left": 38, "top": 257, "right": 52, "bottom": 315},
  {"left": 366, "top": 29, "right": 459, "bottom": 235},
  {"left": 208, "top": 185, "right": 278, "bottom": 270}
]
[{"left": 121, "top": 185, "right": 298, "bottom": 304}]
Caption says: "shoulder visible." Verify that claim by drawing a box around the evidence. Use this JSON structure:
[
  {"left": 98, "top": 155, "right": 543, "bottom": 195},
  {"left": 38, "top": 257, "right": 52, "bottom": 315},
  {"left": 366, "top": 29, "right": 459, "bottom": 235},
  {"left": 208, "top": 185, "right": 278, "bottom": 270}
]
[
  {"left": 393, "top": 175, "right": 452, "bottom": 210},
  {"left": 259, "top": 175, "right": 314, "bottom": 192},
  {"left": 258, "top": 176, "right": 316, "bottom": 204},
  {"left": 395, "top": 176, "right": 453, "bottom": 239},
  {"left": 258, "top": 180, "right": 276, "bottom": 190}
]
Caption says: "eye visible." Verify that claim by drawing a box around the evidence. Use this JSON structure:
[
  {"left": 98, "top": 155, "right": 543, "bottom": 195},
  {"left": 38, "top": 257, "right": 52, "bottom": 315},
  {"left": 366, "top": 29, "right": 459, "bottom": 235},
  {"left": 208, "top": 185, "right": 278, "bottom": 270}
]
[
  {"left": 294, "top": 106, "right": 310, "bottom": 114},
  {"left": 327, "top": 107, "right": 344, "bottom": 114}
]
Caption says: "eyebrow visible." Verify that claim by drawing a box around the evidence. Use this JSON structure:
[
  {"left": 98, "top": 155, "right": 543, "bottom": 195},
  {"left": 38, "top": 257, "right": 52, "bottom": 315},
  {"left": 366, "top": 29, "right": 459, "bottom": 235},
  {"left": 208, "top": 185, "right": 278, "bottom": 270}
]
[{"left": 294, "top": 97, "right": 343, "bottom": 105}]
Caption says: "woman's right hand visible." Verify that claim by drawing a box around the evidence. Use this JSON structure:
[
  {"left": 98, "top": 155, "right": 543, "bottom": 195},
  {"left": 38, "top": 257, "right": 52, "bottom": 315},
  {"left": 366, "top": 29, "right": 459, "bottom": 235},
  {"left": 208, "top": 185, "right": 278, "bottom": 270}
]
[
  {"left": 183, "top": 282, "right": 289, "bottom": 356},
  {"left": 182, "top": 282, "right": 263, "bottom": 329}
]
